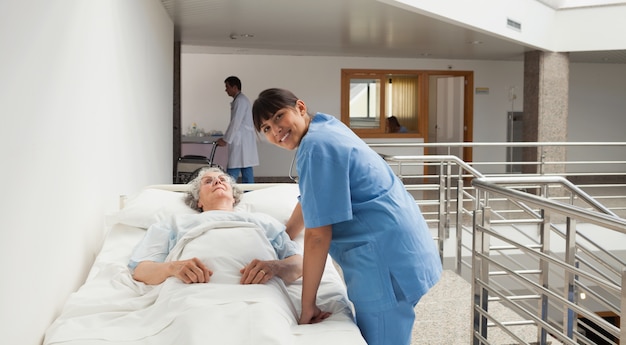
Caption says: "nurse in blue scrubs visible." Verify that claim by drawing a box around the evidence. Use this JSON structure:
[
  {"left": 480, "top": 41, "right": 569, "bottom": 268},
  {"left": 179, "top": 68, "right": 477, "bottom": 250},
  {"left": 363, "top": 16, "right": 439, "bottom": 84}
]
[{"left": 252, "top": 88, "right": 442, "bottom": 345}]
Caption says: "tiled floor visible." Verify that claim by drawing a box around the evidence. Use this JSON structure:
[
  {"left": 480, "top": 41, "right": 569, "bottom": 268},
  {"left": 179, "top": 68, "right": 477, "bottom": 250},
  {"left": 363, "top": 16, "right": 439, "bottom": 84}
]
[
  {"left": 412, "top": 270, "right": 473, "bottom": 344},
  {"left": 411, "top": 270, "right": 563, "bottom": 345}
]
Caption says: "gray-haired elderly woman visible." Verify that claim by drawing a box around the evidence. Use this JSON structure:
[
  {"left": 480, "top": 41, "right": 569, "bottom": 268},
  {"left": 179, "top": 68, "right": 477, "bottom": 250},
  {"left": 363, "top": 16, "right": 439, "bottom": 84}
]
[
  {"left": 129, "top": 167, "right": 302, "bottom": 286},
  {"left": 185, "top": 167, "right": 243, "bottom": 211}
]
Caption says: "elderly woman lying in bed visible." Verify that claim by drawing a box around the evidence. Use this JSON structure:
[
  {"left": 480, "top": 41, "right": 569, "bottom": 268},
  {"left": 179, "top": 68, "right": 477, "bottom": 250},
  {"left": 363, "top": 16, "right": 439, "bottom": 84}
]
[
  {"left": 129, "top": 166, "right": 303, "bottom": 285},
  {"left": 43, "top": 167, "right": 368, "bottom": 345}
]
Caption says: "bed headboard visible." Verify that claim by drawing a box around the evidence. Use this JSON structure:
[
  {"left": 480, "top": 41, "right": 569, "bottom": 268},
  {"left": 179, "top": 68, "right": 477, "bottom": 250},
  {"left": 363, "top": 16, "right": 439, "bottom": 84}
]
[
  {"left": 114, "top": 182, "right": 300, "bottom": 230},
  {"left": 119, "top": 183, "right": 293, "bottom": 210}
]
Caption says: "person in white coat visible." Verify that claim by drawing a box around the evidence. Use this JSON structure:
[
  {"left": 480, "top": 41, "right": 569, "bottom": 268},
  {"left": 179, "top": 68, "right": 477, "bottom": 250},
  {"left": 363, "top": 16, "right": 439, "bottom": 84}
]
[{"left": 217, "top": 76, "right": 259, "bottom": 183}]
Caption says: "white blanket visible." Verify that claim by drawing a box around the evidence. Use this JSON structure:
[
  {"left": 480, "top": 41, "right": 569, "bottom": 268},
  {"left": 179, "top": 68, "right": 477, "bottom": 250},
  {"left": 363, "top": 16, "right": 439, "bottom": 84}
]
[{"left": 44, "top": 221, "right": 365, "bottom": 345}]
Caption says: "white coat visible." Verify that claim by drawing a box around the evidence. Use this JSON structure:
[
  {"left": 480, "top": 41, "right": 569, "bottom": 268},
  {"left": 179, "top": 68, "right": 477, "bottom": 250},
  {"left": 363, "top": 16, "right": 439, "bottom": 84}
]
[{"left": 223, "top": 92, "right": 259, "bottom": 168}]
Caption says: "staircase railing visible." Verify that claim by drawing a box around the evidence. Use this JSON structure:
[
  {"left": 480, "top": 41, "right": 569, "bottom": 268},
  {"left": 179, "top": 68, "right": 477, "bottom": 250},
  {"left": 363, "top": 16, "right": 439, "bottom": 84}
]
[
  {"left": 376, "top": 147, "right": 626, "bottom": 344},
  {"left": 381, "top": 154, "right": 483, "bottom": 273},
  {"left": 471, "top": 176, "right": 626, "bottom": 345},
  {"left": 371, "top": 141, "right": 626, "bottom": 218}
]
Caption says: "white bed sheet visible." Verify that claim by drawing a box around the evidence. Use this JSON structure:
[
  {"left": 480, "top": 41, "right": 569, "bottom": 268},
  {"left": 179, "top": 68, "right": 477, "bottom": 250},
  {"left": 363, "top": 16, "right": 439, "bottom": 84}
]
[{"left": 43, "top": 184, "right": 366, "bottom": 345}]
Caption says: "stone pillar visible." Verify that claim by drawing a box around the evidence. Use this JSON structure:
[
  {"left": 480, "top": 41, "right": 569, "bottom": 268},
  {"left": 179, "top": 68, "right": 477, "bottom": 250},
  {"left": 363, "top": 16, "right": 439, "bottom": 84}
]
[{"left": 522, "top": 51, "right": 569, "bottom": 176}]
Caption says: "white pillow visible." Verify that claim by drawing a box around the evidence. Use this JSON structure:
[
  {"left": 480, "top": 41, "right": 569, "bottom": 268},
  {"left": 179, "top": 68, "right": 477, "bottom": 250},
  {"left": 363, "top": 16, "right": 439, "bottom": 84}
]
[
  {"left": 108, "top": 184, "right": 300, "bottom": 229},
  {"left": 108, "top": 188, "right": 198, "bottom": 229},
  {"left": 235, "top": 184, "right": 300, "bottom": 224}
]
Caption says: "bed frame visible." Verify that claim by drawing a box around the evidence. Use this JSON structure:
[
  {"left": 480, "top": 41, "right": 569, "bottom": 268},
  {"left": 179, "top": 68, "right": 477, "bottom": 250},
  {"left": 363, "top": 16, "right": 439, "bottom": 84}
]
[{"left": 44, "top": 182, "right": 366, "bottom": 345}]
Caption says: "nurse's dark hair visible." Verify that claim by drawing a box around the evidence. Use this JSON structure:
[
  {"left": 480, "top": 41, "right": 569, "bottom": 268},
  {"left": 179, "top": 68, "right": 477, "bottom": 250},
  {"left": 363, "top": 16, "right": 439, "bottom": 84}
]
[{"left": 252, "top": 88, "right": 300, "bottom": 132}]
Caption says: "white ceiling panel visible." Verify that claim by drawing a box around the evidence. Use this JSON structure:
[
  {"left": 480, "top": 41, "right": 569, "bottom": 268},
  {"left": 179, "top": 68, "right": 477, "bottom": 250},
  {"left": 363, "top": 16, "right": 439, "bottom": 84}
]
[{"left": 161, "top": 0, "right": 626, "bottom": 63}]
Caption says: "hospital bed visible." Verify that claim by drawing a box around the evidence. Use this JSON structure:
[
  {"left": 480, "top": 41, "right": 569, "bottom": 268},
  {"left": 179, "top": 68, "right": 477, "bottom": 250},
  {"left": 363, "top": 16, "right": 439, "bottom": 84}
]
[{"left": 43, "top": 183, "right": 367, "bottom": 345}]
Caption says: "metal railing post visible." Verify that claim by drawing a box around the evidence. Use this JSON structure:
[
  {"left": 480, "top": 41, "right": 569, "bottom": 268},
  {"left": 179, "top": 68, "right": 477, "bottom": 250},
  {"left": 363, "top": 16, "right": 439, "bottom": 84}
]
[
  {"left": 563, "top": 217, "right": 577, "bottom": 339},
  {"left": 456, "top": 175, "right": 464, "bottom": 274},
  {"left": 438, "top": 161, "right": 446, "bottom": 262},
  {"left": 472, "top": 206, "right": 490, "bottom": 344},
  {"left": 539, "top": 209, "right": 550, "bottom": 345},
  {"left": 445, "top": 161, "right": 452, "bottom": 232},
  {"left": 539, "top": 145, "right": 545, "bottom": 175},
  {"left": 619, "top": 267, "right": 626, "bottom": 344}
]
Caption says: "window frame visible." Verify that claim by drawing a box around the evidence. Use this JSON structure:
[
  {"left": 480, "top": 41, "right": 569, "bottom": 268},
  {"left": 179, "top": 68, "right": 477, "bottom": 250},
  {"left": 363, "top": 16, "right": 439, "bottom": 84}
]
[
  {"left": 340, "top": 68, "right": 474, "bottom": 145},
  {"left": 341, "top": 69, "right": 427, "bottom": 138}
]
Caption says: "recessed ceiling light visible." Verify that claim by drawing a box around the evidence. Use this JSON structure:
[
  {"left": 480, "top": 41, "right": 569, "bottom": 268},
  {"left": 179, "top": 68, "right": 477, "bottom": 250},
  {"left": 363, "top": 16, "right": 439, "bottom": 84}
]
[
  {"left": 469, "top": 40, "right": 483, "bottom": 45},
  {"left": 230, "top": 33, "right": 254, "bottom": 40}
]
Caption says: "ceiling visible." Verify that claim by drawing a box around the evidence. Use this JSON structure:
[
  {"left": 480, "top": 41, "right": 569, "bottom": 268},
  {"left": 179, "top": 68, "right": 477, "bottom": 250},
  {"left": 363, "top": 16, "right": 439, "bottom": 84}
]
[{"left": 161, "top": 0, "right": 626, "bottom": 64}]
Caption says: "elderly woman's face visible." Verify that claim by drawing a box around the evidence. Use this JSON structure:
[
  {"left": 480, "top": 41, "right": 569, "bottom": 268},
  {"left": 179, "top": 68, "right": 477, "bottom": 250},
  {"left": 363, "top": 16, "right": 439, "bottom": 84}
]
[{"left": 197, "top": 171, "right": 234, "bottom": 211}]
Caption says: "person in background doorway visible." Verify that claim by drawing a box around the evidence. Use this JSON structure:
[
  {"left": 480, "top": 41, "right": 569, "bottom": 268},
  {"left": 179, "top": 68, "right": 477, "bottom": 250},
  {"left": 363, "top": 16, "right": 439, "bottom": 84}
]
[
  {"left": 252, "top": 88, "right": 442, "bottom": 345},
  {"left": 216, "top": 76, "right": 259, "bottom": 183},
  {"left": 387, "top": 115, "right": 408, "bottom": 133}
]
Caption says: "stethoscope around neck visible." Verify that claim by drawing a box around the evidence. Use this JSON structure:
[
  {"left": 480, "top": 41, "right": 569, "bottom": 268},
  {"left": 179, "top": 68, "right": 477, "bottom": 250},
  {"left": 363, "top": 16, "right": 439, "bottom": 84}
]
[{"left": 288, "top": 153, "right": 299, "bottom": 183}]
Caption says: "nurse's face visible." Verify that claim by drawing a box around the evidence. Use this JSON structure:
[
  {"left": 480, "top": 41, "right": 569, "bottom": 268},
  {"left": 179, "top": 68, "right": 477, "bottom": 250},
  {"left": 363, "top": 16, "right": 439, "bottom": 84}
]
[{"left": 259, "top": 100, "right": 309, "bottom": 150}]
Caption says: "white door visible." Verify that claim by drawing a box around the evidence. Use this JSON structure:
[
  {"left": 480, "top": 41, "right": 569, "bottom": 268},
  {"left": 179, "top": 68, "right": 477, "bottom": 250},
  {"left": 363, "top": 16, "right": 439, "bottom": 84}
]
[{"left": 434, "top": 76, "right": 465, "bottom": 159}]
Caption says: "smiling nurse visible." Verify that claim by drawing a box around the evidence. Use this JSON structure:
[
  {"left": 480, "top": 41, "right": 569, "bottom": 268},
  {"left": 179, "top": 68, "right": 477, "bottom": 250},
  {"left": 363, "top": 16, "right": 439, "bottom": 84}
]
[{"left": 252, "top": 88, "right": 442, "bottom": 345}]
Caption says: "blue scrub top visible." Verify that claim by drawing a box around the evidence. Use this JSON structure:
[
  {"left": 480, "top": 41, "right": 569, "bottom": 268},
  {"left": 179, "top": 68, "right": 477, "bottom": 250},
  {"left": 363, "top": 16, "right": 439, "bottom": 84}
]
[{"left": 297, "top": 113, "right": 442, "bottom": 313}]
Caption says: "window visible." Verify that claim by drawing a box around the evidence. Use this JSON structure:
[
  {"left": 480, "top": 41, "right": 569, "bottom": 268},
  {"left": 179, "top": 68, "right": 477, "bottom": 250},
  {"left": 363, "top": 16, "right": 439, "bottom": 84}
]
[
  {"left": 341, "top": 68, "right": 473, "bottom": 141},
  {"left": 341, "top": 69, "right": 423, "bottom": 138},
  {"left": 348, "top": 78, "right": 381, "bottom": 129}
]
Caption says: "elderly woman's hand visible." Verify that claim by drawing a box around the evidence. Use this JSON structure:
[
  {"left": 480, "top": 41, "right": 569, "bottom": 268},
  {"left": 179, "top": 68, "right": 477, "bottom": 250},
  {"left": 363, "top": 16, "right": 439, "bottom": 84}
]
[
  {"left": 239, "top": 259, "right": 274, "bottom": 284},
  {"left": 170, "top": 257, "right": 213, "bottom": 284},
  {"left": 133, "top": 258, "right": 213, "bottom": 285},
  {"left": 240, "top": 255, "right": 303, "bottom": 284}
]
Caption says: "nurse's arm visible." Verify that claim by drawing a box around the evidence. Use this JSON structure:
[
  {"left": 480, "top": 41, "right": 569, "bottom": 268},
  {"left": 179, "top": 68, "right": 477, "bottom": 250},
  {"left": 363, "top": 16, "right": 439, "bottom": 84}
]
[
  {"left": 300, "top": 225, "right": 333, "bottom": 324},
  {"left": 285, "top": 202, "right": 305, "bottom": 240}
]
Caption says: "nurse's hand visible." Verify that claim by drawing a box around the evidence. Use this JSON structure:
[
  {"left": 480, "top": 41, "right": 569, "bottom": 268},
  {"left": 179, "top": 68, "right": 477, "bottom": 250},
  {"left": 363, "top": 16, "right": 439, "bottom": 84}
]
[{"left": 299, "top": 305, "right": 332, "bottom": 324}]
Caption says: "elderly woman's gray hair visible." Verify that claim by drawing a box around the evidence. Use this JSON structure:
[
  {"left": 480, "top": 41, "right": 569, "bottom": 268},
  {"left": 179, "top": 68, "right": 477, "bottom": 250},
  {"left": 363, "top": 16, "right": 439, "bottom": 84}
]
[{"left": 185, "top": 167, "right": 243, "bottom": 211}]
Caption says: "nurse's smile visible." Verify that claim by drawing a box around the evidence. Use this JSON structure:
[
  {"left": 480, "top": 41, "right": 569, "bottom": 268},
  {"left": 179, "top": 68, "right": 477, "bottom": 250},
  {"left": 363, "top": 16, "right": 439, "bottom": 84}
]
[{"left": 279, "top": 130, "right": 290, "bottom": 143}]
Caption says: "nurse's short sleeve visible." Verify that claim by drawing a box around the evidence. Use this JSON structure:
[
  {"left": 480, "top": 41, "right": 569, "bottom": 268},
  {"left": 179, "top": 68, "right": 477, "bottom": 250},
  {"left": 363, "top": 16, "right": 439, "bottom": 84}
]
[{"left": 298, "top": 144, "right": 353, "bottom": 228}]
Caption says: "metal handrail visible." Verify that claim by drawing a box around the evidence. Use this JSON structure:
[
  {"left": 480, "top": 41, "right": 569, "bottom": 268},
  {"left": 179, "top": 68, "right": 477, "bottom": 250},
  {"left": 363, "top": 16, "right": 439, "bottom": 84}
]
[
  {"left": 471, "top": 176, "right": 626, "bottom": 345},
  {"left": 370, "top": 142, "right": 626, "bottom": 177},
  {"left": 373, "top": 146, "right": 625, "bottom": 344},
  {"left": 380, "top": 154, "right": 484, "bottom": 178},
  {"left": 381, "top": 154, "right": 483, "bottom": 271},
  {"left": 475, "top": 176, "right": 618, "bottom": 218}
]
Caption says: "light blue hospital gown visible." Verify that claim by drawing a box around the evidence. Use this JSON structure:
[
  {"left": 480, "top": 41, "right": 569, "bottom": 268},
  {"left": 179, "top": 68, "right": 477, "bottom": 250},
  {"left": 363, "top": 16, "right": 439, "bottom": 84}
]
[
  {"left": 128, "top": 211, "right": 301, "bottom": 270},
  {"left": 296, "top": 113, "right": 442, "bottom": 314}
]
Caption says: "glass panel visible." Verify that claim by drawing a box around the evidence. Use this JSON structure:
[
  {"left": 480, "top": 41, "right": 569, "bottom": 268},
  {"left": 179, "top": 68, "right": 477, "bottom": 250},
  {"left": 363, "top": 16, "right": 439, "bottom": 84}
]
[{"left": 349, "top": 78, "right": 380, "bottom": 129}]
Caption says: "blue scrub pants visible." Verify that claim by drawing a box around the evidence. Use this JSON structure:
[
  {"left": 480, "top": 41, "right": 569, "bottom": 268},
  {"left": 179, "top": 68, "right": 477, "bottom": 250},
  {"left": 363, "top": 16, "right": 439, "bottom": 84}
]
[
  {"left": 227, "top": 167, "right": 254, "bottom": 183},
  {"left": 355, "top": 298, "right": 417, "bottom": 345}
]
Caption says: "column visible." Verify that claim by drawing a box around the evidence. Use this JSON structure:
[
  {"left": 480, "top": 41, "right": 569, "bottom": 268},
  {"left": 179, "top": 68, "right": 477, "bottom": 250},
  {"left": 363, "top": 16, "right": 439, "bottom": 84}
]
[{"left": 522, "top": 51, "right": 569, "bottom": 175}]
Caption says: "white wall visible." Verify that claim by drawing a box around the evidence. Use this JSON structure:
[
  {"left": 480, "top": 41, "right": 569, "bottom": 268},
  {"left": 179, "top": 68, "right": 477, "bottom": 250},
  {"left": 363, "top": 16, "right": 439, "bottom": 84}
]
[
  {"left": 182, "top": 53, "right": 626, "bottom": 177},
  {"left": 181, "top": 54, "right": 524, "bottom": 176},
  {"left": 0, "top": 1, "right": 173, "bottom": 344},
  {"left": 567, "top": 62, "right": 626, "bottom": 173}
]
